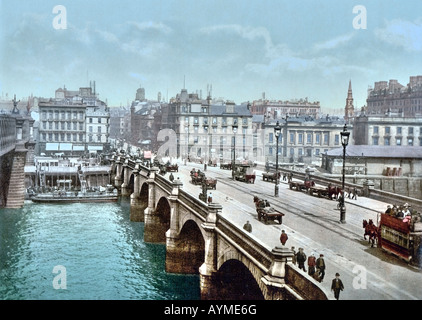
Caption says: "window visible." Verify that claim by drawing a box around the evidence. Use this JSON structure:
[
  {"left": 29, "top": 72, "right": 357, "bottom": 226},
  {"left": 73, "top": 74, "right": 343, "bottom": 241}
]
[
  {"left": 98, "top": 118, "right": 101, "bottom": 123},
  {"left": 385, "top": 137, "right": 390, "bottom": 146},
  {"left": 396, "top": 138, "right": 402, "bottom": 146},
  {"left": 324, "top": 133, "right": 329, "bottom": 145},
  {"left": 409, "top": 127, "right": 414, "bottom": 135},
  {"left": 49, "top": 122, "right": 53, "bottom": 130},
  {"left": 79, "top": 134, "right": 84, "bottom": 142},
  {"left": 298, "top": 133, "right": 303, "bottom": 144},
  {"left": 373, "top": 126, "right": 379, "bottom": 134},
  {"left": 89, "top": 118, "right": 93, "bottom": 123},
  {"left": 408, "top": 138, "right": 414, "bottom": 146},
  {"left": 242, "top": 118, "right": 247, "bottom": 125},
  {"left": 335, "top": 134, "right": 340, "bottom": 145},
  {"left": 269, "top": 133, "right": 274, "bottom": 144},
  {"left": 89, "top": 126, "right": 93, "bottom": 133},
  {"left": 73, "top": 122, "right": 77, "bottom": 130},
  {"left": 397, "top": 127, "right": 402, "bottom": 135},
  {"left": 290, "top": 133, "right": 294, "bottom": 143},
  {"left": 98, "top": 126, "right": 101, "bottom": 133},
  {"left": 315, "top": 149, "right": 320, "bottom": 156},
  {"left": 269, "top": 147, "right": 273, "bottom": 155},
  {"left": 315, "top": 133, "right": 320, "bottom": 145},
  {"left": 212, "top": 117, "right": 217, "bottom": 125},
  {"left": 373, "top": 137, "right": 379, "bottom": 145},
  {"left": 307, "top": 133, "right": 312, "bottom": 144}
]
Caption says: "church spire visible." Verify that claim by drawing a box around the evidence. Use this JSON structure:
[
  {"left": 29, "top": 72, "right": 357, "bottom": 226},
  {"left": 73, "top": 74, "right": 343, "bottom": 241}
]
[{"left": 345, "top": 80, "right": 354, "bottom": 123}]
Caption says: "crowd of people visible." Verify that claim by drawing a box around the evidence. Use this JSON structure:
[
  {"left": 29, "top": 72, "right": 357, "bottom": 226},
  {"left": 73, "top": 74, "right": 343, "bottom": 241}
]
[{"left": 384, "top": 202, "right": 413, "bottom": 223}]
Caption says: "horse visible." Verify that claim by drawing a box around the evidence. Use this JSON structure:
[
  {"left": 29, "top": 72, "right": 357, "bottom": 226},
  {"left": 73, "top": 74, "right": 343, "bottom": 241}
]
[
  {"left": 328, "top": 185, "right": 342, "bottom": 200},
  {"left": 363, "top": 219, "right": 378, "bottom": 247}
]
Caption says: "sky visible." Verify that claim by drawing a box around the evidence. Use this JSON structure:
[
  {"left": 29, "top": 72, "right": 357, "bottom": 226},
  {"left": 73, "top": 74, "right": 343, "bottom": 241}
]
[{"left": 1, "top": 0, "right": 421, "bottom": 114}]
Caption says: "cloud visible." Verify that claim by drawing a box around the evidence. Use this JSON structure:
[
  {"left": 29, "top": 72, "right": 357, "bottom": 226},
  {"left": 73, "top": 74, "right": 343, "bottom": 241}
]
[
  {"left": 375, "top": 19, "right": 422, "bottom": 52},
  {"left": 313, "top": 33, "right": 355, "bottom": 51}
]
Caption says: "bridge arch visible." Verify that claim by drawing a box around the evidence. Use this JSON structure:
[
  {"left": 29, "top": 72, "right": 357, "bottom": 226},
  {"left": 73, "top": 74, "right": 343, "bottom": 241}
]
[
  {"left": 151, "top": 196, "right": 171, "bottom": 243},
  {"left": 166, "top": 219, "right": 205, "bottom": 274},
  {"left": 214, "top": 259, "right": 264, "bottom": 300}
]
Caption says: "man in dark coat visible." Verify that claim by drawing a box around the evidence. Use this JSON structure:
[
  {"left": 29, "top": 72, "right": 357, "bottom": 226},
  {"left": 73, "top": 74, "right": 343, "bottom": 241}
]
[
  {"left": 316, "top": 254, "right": 326, "bottom": 282},
  {"left": 331, "top": 273, "right": 344, "bottom": 300},
  {"left": 296, "top": 248, "right": 307, "bottom": 272}
]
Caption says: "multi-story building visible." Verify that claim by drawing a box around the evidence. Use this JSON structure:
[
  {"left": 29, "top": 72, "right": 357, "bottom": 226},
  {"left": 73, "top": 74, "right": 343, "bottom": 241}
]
[
  {"left": 263, "top": 116, "right": 351, "bottom": 165},
  {"left": 162, "top": 89, "right": 253, "bottom": 161},
  {"left": 250, "top": 98, "right": 321, "bottom": 119},
  {"left": 366, "top": 75, "right": 422, "bottom": 116},
  {"left": 353, "top": 111, "right": 422, "bottom": 147},
  {"left": 37, "top": 85, "right": 110, "bottom": 156}
]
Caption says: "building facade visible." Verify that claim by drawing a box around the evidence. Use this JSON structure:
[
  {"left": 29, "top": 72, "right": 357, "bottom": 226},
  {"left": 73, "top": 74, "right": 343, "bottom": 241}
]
[
  {"left": 162, "top": 89, "right": 253, "bottom": 161},
  {"left": 250, "top": 98, "right": 321, "bottom": 119},
  {"left": 353, "top": 112, "right": 422, "bottom": 147},
  {"left": 263, "top": 116, "right": 352, "bottom": 165},
  {"left": 366, "top": 75, "right": 422, "bottom": 116},
  {"left": 37, "top": 86, "right": 110, "bottom": 156}
]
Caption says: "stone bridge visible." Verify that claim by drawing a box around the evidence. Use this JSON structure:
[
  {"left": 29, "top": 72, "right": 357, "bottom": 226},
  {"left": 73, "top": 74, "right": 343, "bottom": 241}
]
[
  {"left": 111, "top": 154, "right": 330, "bottom": 300},
  {"left": 0, "top": 111, "right": 35, "bottom": 208}
]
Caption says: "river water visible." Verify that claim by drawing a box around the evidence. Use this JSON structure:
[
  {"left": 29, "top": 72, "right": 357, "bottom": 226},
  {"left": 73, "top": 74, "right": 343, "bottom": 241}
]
[{"left": 0, "top": 198, "right": 200, "bottom": 300}]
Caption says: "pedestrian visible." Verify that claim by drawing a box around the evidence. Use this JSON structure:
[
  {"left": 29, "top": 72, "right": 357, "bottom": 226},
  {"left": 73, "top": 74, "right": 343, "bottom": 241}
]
[
  {"left": 331, "top": 273, "right": 344, "bottom": 300},
  {"left": 350, "top": 187, "right": 357, "bottom": 200},
  {"left": 296, "top": 248, "right": 307, "bottom": 272},
  {"left": 291, "top": 246, "right": 297, "bottom": 265},
  {"left": 288, "top": 172, "right": 293, "bottom": 183},
  {"left": 207, "top": 192, "right": 213, "bottom": 204},
  {"left": 243, "top": 220, "right": 252, "bottom": 233},
  {"left": 283, "top": 172, "right": 287, "bottom": 181},
  {"left": 316, "top": 254, "right": 326, "bottom": 282},
  {"left": 280, "top": 230, "right": 288, "bottom": 246},
  {"left": 307, "top": 253, "right": 316, "bottom": 276}
]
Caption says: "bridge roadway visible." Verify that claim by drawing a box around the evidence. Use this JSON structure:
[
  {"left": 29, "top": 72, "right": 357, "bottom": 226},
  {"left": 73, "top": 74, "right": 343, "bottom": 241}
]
[{"left": 169, "top": 162, "right": 422, "bottom": 300}]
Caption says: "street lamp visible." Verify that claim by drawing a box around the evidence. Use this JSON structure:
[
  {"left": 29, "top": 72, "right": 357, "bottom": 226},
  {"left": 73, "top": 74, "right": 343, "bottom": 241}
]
[
  {"left": 340, "top": 124, "right": 350, "bottom": 224},
  {"left": 231, "top": 121, "right": 238, "bottom": 179},
  {"left": 274, "top": 121, "right": 282, "bottom": 197},
  {"left": 203, "top": 123, "right": 209, "bottom": 170},
  {"left": 283, "top": 115, "right": 289, "bottom": 159}
]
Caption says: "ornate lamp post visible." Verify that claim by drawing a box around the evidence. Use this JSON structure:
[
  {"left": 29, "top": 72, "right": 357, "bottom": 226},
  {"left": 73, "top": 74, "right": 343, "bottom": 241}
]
[
  {"left": 231, "top": 121, "right": 238, "bottom": 179},
  {"left": 274, "top": 121, "right": 282, "bottom": 197},
  {"left": 340, "top": 124, "right": 350, "bottom": 224},
  {"left": 203, "top": 123, "right": 209, "bottom": 171}
]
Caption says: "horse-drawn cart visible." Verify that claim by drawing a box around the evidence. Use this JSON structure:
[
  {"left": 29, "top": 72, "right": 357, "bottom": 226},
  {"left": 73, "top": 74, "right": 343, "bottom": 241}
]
[
  {"left": 262, "top": 172, "right": 281, "bottom": 183},
  {"left": 166, "top": 164, "right": 179, "bottom": 172},
  {"left": 253, "top": 196, "right": 285, "bottom": 224},
  {"left": 308, "top": 185, "right": 340, "bottom": 199},
  {"left": 220, "top": 162, "right": 232, "bottom": 170},
  {"left": 289, "top": 179, "right": 315, "bottom": 192},
  {"left": 204, "top": 178, "right": 217, "bottom": 190}
]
